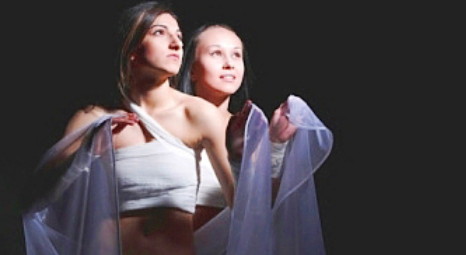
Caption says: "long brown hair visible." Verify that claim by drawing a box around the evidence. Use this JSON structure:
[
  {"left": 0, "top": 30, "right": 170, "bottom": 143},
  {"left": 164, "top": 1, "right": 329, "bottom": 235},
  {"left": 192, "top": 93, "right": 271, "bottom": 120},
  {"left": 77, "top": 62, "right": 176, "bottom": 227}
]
[{"left": 116, "top": 1, "right": 178, "bottom": 100}]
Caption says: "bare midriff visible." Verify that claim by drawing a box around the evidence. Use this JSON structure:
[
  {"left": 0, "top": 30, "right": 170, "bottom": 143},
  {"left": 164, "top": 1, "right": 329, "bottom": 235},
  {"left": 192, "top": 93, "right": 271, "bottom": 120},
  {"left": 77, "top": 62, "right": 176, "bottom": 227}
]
[{"left": 120, "top": 207, "right": 195, "bottom": 255}]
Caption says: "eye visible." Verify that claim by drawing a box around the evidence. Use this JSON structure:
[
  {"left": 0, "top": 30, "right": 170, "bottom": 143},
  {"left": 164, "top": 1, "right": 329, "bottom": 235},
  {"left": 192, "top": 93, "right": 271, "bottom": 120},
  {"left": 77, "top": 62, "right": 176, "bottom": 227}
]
[
  {"left": 150, "top": 28, "right": 165, "bottom": 36},
  {"left": 233, "top": 51, "right": 242, "bottom": 59},
  {"left": 210, "top": 50, "right": 222, "bottom": 56}
]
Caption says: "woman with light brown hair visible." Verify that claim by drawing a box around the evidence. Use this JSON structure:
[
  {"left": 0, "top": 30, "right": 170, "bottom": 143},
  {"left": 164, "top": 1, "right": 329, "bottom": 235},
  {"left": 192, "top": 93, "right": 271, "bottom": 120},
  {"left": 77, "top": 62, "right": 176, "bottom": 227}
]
[{"left": 22, "top": 2, "right": 235, "bottom": 255}]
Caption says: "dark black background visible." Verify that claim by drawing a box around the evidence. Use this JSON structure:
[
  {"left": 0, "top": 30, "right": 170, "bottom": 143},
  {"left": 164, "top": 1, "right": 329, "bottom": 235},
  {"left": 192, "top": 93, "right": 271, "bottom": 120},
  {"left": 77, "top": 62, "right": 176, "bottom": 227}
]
[{"left": 1, "top": 0, "right": 452, "bottom": 254}]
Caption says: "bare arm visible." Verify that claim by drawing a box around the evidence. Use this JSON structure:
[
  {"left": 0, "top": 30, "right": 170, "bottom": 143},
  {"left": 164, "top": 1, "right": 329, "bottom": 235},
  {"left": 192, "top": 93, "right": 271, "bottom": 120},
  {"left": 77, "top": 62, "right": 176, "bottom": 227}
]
[
  {"left": 64, "top": 106, "right": 138, "bottom": 152},
  {"left": 45, "top": 106, "right": 138, "bottom": 169},
  {"left": 40, "top": 106, "right": 107, "bottom": 169},
  {"left": 194, "top": 103, "right": 236, "bottom": 208}
]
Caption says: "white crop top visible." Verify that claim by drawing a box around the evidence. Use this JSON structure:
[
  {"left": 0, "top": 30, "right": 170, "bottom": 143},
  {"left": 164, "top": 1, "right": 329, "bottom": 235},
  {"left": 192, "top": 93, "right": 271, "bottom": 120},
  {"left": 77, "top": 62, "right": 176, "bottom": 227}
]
[
  {"left": 115, "top": 140, "right": 199, "bottom": 214},
  {"left": 196, "top": 141, "right": 288, "bottom": 208},
  {"left": 196, "top": 150, "right": 228, "bottom": 208}
]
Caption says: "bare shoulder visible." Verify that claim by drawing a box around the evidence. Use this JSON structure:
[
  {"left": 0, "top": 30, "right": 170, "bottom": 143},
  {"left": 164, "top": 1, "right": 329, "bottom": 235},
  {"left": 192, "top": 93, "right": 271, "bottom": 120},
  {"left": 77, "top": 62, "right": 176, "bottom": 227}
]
[
  {"left": 64, "top": 105, "right": 112, "bottom": 136},
  {"left": 177, "top": 93, "right": 229, "bottom": 135},
  {"left": 182, "top": 94, "right": 220, "bottom": 118}
]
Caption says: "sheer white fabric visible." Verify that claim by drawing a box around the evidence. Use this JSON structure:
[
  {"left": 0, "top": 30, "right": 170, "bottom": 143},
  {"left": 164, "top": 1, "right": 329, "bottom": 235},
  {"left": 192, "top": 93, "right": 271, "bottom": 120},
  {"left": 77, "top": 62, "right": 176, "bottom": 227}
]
[
  {"left": 195, "top": 102, "right": 273, "bottom": 255},
  {"left": 22, "top": 115, "right": 121, "bottom": 255},
  {"left": 272, "top": 95, "right": 333, "bottom": 255},
  {"left": 194, "top": 95, "right": 333, "bottom": 255},
  {"left": 22, "top": 95, "right": 332, "bottom": 255}
]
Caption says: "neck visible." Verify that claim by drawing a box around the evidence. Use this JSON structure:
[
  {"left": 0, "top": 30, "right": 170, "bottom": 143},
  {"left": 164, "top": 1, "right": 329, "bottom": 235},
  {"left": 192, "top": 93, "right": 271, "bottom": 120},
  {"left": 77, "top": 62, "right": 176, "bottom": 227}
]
[
  {"left": 194, "top": 87, "right": 231, "bottom": 115},
  {"left": 204, "top": 94, "right": 231, "bottom": 114},
  {"left": 128, "top": 74, "right": 174, "bottom": 110}
]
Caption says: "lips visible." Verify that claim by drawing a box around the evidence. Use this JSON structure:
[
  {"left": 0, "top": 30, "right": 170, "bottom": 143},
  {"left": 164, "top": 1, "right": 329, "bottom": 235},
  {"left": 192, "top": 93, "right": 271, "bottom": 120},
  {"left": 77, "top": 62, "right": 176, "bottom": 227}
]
[
  {"left": 220, "top": 74, "right": 236, "bottom": 81},
  {"left": 167, "top": 54, "right": 180, "bottom": 60}
]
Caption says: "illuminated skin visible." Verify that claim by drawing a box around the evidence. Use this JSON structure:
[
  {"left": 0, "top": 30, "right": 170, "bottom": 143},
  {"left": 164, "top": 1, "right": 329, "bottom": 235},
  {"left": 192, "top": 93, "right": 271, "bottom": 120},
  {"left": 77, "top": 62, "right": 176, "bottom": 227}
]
[
  {"left": 62, "top": 13, "right": 235, "bottom": 255},
  {"left": 188, "top": 25, "right": 297, "bottom": 230},
  {"left": 191, "top": 26, "right": 245, "bottom": 112}
]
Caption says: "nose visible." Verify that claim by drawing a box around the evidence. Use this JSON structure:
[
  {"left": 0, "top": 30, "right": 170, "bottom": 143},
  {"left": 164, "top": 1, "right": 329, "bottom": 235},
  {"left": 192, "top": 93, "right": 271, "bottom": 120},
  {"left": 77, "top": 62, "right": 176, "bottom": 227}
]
[
  {"left": 168, "top": 33, "right": 182, "bottom": 51},
  {"left": 223, "top": 56, "right": 234, "bottom": 70}
]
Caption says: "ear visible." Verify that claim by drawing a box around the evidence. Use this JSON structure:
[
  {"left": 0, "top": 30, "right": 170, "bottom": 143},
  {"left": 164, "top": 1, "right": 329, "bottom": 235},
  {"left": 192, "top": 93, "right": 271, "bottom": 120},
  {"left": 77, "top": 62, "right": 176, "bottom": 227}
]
[{"left": 130, "top": 46, "right": 143, "bottom": 61}]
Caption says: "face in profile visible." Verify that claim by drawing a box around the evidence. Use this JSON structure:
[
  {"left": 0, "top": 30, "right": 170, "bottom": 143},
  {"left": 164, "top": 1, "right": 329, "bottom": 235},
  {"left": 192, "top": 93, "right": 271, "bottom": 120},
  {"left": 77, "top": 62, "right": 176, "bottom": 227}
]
[
  {"left": 191, "top": 26, "right": 245, "bottom": 98},
  {"left": 131, "top": 13, "right": 183, "bottom": 77}
]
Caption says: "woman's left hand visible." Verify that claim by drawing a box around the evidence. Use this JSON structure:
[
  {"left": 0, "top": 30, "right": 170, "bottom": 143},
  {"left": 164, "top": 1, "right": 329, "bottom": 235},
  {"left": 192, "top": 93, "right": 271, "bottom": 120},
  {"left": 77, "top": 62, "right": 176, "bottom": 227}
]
[
  {"left": 269, "top": 101, "right": 297, "bottom": 143},
  {"left": 226, "top": 100, "right": 252, "bottom": 162}
]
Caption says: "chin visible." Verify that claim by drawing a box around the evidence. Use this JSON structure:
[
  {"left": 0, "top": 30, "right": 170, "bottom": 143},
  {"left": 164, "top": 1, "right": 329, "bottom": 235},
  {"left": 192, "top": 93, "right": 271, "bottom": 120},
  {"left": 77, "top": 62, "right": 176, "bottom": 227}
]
[
  {"left": 166, "top": 67, "right": 181, "bottom": 75},
  {"left": 227, "top": 85, "right": 242, "bottom": 95}
]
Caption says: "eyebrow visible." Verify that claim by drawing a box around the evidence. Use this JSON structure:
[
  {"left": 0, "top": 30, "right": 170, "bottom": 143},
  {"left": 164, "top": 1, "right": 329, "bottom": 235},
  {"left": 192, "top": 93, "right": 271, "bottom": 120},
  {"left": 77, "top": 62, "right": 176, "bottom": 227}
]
[{"left": 207, "top": 44, "right": 242, "bottom": 50}]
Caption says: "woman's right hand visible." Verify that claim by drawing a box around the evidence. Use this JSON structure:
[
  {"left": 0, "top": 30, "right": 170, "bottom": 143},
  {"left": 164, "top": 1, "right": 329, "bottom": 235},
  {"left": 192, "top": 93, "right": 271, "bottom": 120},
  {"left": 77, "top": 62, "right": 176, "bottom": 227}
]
[{"left": 111, "top": 113, "right": 139, "bottom": 134}]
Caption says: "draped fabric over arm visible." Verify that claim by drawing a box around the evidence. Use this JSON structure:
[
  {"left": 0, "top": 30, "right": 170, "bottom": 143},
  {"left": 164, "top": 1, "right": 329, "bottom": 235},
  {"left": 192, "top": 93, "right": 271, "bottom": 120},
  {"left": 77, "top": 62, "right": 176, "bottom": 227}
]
[
  {"left": 226, "top": 103, "right": 273, "bottom": 255},
  {"left": 272, "top": 95, "right": 334, "bottom": 255},
  {"left": 194, "top": 104, "right": 273, "bottom": 255},
  {"left": 194, "top": 96, "right": 333, "bottom": 255},
  {"left": 21, "top": 95, "right": 332, "bottom": 255},
  {"left": 22, "top": 115, "right": 121, "bottom": 255}
]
